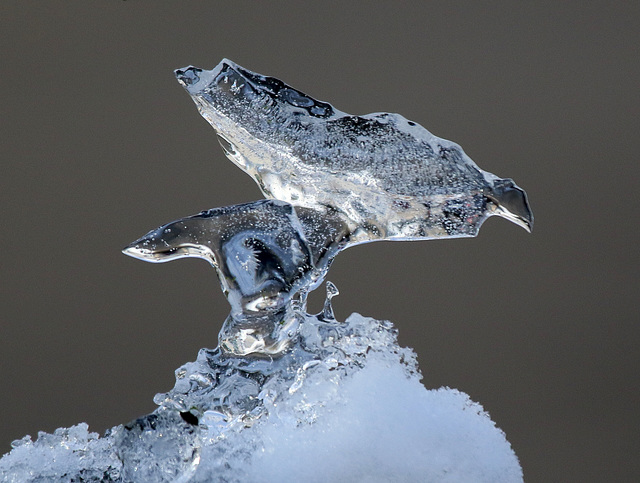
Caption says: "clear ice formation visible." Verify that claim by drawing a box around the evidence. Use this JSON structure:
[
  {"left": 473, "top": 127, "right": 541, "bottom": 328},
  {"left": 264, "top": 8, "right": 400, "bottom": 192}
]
[
  {"left": 174, "top": 59, "right": 533, "bottom": 245},
  {"left": 125, "top": 59, "right": 533, "bottom": 356},
  {"left": 1, "top": 60, "right": 530, "bottom": 481}
]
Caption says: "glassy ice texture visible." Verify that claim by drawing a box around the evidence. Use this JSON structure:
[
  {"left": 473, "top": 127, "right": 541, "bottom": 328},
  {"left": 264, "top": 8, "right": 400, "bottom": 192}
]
[
  {"left": 0, "top": 313, "right": 523, "bottom": 482},
  {"left": 124, "top": 200, "right": 350, "bottom": 355},
  {"left": 175, "top": 59, "right": 533, "bottom": 246},
  {"left": 1, "top": 59, "right": 530, "bottom": 481}
]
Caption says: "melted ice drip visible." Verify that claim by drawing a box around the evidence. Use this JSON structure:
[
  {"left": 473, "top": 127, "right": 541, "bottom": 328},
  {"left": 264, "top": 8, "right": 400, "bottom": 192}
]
[
  {"left": 153, "top": 304, "right": 413, "bottom": 435},
  {"left": 175, "top": 59, "right": 533, "bottom": 244},
  {"left": 132, "top": 309, "right": 419, "bottom": 482}
]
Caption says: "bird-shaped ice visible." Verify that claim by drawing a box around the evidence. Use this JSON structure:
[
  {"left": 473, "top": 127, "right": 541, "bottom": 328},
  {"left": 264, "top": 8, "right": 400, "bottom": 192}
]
[
  {"left": 125, "top": 60, "right": 533, "bottom": 355},
  {"left": 175, "top": 59, "right": 533, "bottom": 246}
]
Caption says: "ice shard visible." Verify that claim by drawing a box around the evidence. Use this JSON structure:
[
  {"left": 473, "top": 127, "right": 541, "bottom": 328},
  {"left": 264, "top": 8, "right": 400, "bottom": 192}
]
[{"left": 175, "top": 59, "right": 533, "bottom": 246}]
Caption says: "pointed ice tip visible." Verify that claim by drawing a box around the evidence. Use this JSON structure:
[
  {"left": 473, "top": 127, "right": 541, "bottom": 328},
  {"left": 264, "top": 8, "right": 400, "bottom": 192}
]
[
  {"left": 122, "top": 244, "right": 143, "bottom": 259},
  {"left": 122, "top": 238, "right": 160, "bottom": 261},
  {"left": 486, "top": 179, "right": 534, "bottom": 233},
  {"left": 175, "top": 66, "right": 203, "bottom": 88}
]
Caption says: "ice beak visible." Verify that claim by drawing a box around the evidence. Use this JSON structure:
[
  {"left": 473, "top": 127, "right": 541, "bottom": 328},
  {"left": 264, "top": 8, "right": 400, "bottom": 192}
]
[
  {"left": 122, "top": 243, "right": 151, "bottom": 261},
  {"left": 121, "top": 231, "right": 164, "bottom": 262},
  {"left": 485, "top": 179, "right": 534, "bottom": 233}
]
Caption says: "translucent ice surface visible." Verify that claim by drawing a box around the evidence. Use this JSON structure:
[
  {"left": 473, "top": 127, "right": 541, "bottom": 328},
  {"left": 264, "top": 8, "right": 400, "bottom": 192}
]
[
  {"left": 175, "top": 59, "right": 533, "bottom": 246},
  {"left": 124, "top": 200, "right": 350, "bottom": 355},
  {"left": 0, "top": 312, "right": 523, "bottom": 482},
  {"left": 125, "top": 60, "right": 533, "bottom": 357}
]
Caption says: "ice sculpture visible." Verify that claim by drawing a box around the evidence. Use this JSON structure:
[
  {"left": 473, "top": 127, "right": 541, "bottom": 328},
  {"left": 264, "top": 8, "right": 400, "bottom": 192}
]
[
  {"left": 0, "top": 60, "right": 531, "bottom": 482},
  {"left": 125, "top": 58, "right": 532, "bottom": 356}
]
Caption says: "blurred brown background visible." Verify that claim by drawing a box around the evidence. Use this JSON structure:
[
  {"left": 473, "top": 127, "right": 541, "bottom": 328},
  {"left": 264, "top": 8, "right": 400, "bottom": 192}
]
[{"left": 1, "top": 2, "right": 638, "bottom": 481}]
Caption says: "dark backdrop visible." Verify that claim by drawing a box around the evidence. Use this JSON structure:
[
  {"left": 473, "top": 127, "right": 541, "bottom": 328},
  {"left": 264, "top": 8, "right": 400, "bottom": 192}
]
[{"left": 1, "top": 2, "right": 638, "bottom": 481}]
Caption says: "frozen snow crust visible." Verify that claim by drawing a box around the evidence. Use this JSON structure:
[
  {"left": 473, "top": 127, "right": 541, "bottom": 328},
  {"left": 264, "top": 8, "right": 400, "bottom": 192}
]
[{"left": 0, "top": 313, "right": 522, "bottom": 482}]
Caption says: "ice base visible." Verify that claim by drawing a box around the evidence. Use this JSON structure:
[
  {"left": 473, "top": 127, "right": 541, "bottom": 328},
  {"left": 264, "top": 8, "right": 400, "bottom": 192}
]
[{"left": 0, "top": 313, "right": 523, "bottom": 482}]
